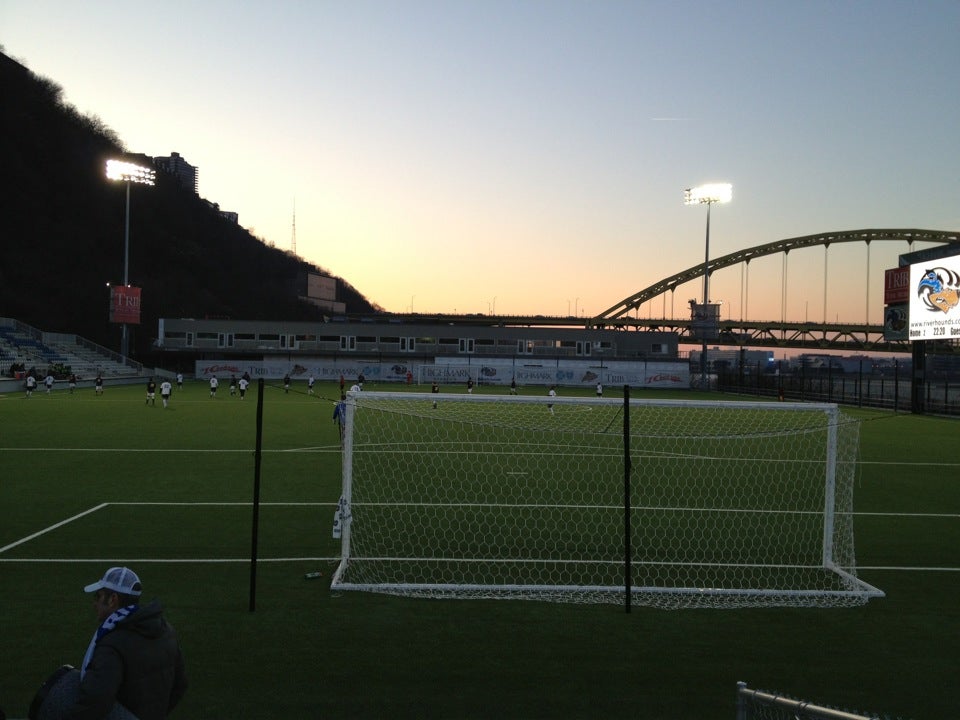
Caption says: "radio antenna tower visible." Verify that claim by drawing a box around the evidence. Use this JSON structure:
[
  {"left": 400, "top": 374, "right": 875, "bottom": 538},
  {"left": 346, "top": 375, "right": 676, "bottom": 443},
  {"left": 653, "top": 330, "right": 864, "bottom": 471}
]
[{"left": 291, "top": 198, "right": 297, "bottom": 256}]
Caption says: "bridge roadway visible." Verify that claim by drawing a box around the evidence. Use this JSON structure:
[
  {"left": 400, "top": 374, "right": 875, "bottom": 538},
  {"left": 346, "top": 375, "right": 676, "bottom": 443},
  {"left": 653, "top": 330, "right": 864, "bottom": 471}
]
[
  {"left": 580, "top": 316, "right": 906, "bottom": 352},
  {"left": 383, "top": 312, "right": 906, "bottom": 353}
]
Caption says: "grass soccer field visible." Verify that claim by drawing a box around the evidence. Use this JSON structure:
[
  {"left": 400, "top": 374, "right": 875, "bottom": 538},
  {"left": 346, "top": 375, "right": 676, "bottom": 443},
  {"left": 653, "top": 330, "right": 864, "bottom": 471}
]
[{"left": 1, "top": 380, "right": 958, "bottom": 719}]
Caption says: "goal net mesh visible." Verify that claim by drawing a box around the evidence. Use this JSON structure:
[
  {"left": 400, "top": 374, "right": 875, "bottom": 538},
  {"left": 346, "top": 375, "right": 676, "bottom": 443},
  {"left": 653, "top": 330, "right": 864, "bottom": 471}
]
[{"left": 330, "top": 392, "right": 882, "bottom": 608}]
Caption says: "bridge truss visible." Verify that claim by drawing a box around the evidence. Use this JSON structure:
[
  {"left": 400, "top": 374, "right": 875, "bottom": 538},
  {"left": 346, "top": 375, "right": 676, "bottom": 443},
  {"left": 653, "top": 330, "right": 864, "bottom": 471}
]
[{"left": 588, "top": 228, "right": 960, "bottom": 352}]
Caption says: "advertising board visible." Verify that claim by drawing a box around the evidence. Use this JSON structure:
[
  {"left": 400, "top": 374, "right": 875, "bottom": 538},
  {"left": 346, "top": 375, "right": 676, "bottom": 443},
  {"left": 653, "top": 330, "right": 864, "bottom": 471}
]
[
  {"left": 908, "top": 254, "right": 960, "bottom": 341},
  {"left": 109, "top": 286, "right": 142, "bottom": 324}
]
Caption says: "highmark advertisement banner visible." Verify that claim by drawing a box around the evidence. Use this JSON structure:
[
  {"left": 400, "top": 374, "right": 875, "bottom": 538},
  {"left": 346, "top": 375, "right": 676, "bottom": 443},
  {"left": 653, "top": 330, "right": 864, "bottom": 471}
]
[
  {"left": 194, "top": 357, "right": 689, "bottom": 389},
  {"left": 427, "top": 358, "right": 688, "bottom": 388},
  {"left": 908, "top": 253, "right": 960, "bottom": 341}
]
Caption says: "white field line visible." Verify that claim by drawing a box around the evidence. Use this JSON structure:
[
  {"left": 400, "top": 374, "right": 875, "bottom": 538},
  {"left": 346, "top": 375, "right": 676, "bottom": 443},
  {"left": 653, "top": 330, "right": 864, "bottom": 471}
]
[
  {"left": 1, "top": 556, "right": 955, "bottom": 571},
  {"left": 0, "top": 447, "right": 340, "bottom": 453},
  {"left": 0, "top": 557, "right": 343, "bottom": 563},
  {"left": 858, "top": 566, "right": 960, "bottom": 572},
  {"left": 2, "top": 447, "right": 958, "bottom": 465},
  {"left": 854, "top": 512, "right": 960, "bottom": 517},
  {"left": 106, "top": 501, "right": 336, "bottom": 506},
  {"left": 0, "top": 500, "right": 956, "bottom": 571},
  {"left": 857, "top": 460, "right": 960, "bottom": 466},
  {"left": 0, "top": 502, "right": 338, "bottom": 558},
  {"left": 0, "top": 503, "right": 109, "bottom": 553}
]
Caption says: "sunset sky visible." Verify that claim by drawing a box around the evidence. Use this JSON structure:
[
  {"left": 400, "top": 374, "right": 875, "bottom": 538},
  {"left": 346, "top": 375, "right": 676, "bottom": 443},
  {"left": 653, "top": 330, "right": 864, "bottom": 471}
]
[{"left": 3, "top": 0, "right": 958, "bottom": 322}]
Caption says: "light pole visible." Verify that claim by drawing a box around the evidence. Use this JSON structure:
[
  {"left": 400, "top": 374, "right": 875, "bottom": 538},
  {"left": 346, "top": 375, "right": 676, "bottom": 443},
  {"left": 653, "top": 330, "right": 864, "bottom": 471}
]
[
  {"left": 684, "top": 183, "right": 732, "bottom": 389},
  {"left": 106, "top": 159, "right": 155, "bottom": 359}
]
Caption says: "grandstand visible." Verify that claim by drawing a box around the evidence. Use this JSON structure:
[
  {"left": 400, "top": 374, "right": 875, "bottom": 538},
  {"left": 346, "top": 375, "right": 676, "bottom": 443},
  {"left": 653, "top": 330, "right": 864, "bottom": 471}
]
[{"left": 0, "top": 317, "right": 139, "bottom": 383}]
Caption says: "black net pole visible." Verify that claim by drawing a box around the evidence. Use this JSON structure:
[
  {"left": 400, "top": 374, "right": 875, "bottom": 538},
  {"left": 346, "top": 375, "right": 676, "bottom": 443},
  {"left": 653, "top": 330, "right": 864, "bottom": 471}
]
[
  {"left": 623, "top": 384, "right": 632, "bottom": 613},
  {"left": 249, "top": 378, "right": 265, "bottom": 612}
]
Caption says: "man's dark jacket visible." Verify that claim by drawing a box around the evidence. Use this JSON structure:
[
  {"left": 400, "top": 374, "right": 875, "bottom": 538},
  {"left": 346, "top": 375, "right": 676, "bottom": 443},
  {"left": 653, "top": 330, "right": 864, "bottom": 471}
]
[{"left": 70, "top": 600, "right": 187, "bottom": 720}]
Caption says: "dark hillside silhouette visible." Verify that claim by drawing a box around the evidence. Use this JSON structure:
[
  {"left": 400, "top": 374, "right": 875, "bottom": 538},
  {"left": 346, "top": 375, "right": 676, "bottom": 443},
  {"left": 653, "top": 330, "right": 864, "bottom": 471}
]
[{"left": 0, "top": 51, "right": 379, "bottom": 361}]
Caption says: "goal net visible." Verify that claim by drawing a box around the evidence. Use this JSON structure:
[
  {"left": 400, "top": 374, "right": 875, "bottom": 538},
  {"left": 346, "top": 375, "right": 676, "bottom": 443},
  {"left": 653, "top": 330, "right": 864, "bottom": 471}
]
[{"left": 329, "top": 391, "right": 883, "bottom": 608}]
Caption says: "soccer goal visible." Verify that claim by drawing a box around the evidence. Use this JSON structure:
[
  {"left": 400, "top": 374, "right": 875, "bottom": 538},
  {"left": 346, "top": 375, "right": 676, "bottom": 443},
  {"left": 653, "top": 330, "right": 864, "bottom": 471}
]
[{"left": 329, "top": 391, "right": 883, "bottom": 608}]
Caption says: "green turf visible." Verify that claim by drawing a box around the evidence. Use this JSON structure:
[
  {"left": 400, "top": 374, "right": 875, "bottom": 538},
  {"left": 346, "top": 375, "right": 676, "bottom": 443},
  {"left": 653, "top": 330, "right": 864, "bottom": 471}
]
[{"left": 0, "top": 380, "right": 957, "bottom": 719}]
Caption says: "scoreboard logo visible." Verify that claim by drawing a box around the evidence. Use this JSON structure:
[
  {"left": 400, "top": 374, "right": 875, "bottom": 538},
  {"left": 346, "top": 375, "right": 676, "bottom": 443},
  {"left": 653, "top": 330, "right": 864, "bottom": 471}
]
[
  {"left": 908, "top": 256, "right": 960, "bottom": 340},
  {"left": 916, "top": 266, "right": 960, "bottom": 315}
]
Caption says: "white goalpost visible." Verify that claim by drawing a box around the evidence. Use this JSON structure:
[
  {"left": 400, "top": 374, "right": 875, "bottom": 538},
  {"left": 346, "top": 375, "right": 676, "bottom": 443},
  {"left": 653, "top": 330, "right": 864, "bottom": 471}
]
[{"left": 329, "top": 391, "right": 883, "bottom": 608}]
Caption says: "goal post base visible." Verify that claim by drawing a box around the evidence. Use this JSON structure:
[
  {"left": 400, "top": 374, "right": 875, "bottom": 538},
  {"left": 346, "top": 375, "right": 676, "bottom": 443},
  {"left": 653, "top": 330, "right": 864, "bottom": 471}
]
[{"left": 330, "top": 569, "right": 884, "bottom": 608}]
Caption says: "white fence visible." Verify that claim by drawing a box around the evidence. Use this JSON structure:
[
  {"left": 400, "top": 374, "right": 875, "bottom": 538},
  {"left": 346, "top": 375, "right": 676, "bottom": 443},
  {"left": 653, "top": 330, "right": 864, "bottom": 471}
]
[{"left": 192, "top": 356, "right": 690, "bottom": 389}]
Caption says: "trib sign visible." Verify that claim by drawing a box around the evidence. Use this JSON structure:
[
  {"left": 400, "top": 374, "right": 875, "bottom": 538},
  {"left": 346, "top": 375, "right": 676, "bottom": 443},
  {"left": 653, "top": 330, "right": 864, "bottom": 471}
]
[
  {"left": 109, "top": 285, "right": 142, "bottom": 325},
  {"left": 884, "top": 267, "right": 910, "bottom": 305}
]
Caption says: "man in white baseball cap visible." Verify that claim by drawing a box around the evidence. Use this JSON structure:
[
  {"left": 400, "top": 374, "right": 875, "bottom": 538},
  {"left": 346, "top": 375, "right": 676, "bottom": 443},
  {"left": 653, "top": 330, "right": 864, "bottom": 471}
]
[
  {"left": 69, "top": 567, "right": 187, "bottom": 719},
  {"left": 83, "top": 567, "right": 143, "bottom": 600}
]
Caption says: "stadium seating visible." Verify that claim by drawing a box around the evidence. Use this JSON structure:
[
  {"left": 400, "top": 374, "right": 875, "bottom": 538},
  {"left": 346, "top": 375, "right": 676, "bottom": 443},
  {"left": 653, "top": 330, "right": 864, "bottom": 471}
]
[{"left": 0, "top": 319, "right": 137, "bottom": 379}]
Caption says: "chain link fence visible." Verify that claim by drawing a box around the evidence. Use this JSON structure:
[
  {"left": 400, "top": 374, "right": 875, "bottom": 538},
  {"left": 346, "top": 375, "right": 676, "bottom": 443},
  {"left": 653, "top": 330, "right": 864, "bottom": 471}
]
[{"left": 716, "top": 360, "right": 959, "bottom": 417}]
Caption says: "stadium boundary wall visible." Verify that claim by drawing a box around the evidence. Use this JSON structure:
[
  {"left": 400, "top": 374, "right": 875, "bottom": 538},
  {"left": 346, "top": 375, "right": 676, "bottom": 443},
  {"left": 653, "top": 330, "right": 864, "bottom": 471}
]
[{"left": 193, "top": 357, "right": 690, "bottom": 389}]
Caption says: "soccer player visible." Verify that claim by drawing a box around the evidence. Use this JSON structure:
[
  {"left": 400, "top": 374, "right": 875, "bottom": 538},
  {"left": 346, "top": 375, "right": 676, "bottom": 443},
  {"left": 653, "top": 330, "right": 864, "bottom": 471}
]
[
  {"left": 466, "top": 377, "right": 474, "bottom": 394},
  {"left": 229, "top": 375, "right": 237, "bottom": 396},
  {"left": 176, "top": 372, "right": 183, "bottom": 390},
  {"left": 160, "top": 379, "right": 172, "bottom": 408},
  {"left": 308, "top": 375, "right": 315, "bottom": 394},
  {"left": 333, "top": 393, "right": 346, "bottom": 444},
  {"left": 95, "top": 374, "right": 104, "bottom": 395},
  {"left": 238, "top": 376, "right": 249, "bottom": 399},
  {"left": 44, "top": 373, "right": 55, "bottom": 393},
  {"left": 510, "top": 378, "right": 517, "bottom": 394},
  {"left": 596, "top": 382, "right": 603, "bottom": 397},
  {"left": 145, "top": 378, "right": 157, "bottom": 406},
  {"left": 432, "top": 381, "right": 439, "bottom": 408},
  {"left": 69, "top": 373, "right": 77, "bottom": 394},
  {"left": 283, "top": 374, "right": 291, "bottom": 393},
  {"left": 25, "top": 374, "right": 36, "bottom": 398},
  {"left": 548, "top": 385, "right": 556, "bottom": 414},
  {"left": 209, "top": 375, "right": 219, "bottom": 398}
]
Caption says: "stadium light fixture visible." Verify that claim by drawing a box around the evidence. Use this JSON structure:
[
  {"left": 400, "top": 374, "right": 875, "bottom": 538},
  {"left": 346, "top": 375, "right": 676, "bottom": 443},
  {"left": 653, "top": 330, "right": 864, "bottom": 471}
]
[
  {"left": 106, "top": 159, "right": 156, "bottom": 186},
  {"left": 685, "top": 182, "right": 732, "bottom": 389},
  {"left": 106, "top": 159, "right": 155, "bottom": 360}
]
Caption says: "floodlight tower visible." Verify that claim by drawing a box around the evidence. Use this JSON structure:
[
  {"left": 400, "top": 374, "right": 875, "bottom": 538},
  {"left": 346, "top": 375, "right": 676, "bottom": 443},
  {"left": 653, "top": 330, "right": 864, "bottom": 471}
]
[
  {"left": 291, "top": 197, "right": 297, "bottom": 256},
  {"left": 106, "top": 159, "right": 155, "bottom": 359},
  {"left": 684, "top": 182, "right": 732, "bottom": 389}
]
